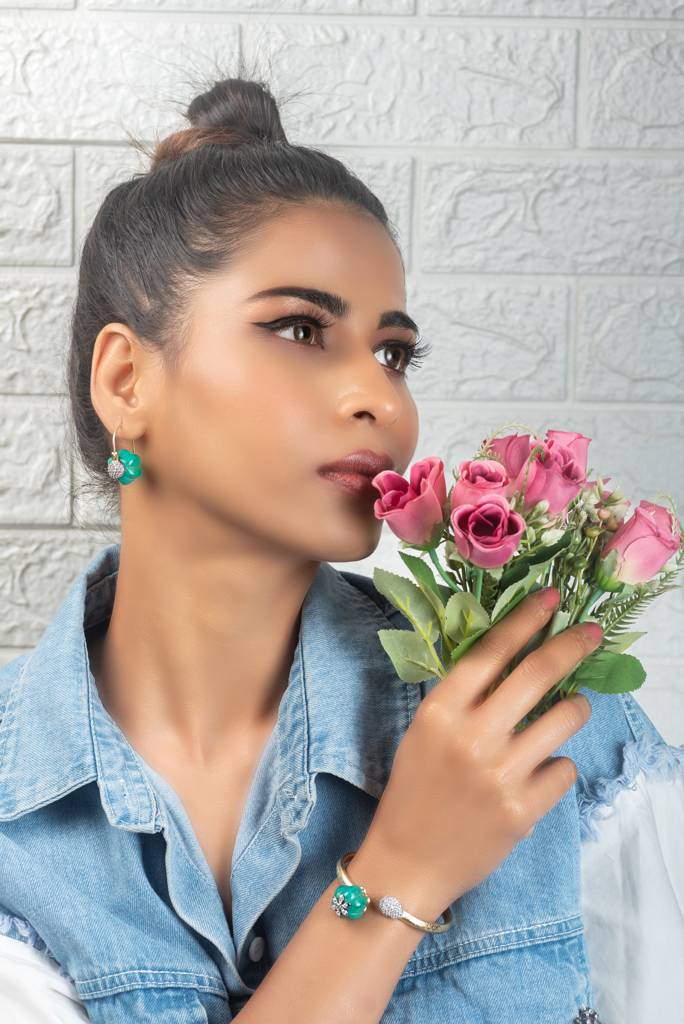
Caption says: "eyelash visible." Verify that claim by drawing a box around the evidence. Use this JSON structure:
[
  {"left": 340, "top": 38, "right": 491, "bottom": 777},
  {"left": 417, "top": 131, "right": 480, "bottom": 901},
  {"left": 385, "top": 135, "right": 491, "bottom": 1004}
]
[{"left": 256, "top": 312, "right": 432, "bottom": 377}]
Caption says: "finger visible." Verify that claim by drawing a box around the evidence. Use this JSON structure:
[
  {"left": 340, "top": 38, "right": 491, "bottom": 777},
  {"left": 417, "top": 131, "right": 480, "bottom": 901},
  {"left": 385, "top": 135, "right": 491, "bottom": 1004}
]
[
  {"left": 478, "top": 622, "right": 602, "bottom": 737},
  {"left": 437, "top": 587, "right": 561, "bottom": 712},
  {"left": 523, "top": 755, "right": 581, "bottom": 827},
  {"left": 500, "top": 692, "right": 592, "bottom": 782}
]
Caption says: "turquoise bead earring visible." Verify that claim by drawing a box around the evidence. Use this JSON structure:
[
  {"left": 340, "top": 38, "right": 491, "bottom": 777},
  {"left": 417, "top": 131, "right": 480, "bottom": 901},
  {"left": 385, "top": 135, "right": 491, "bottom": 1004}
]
[{"left": 107, "top": 421, "right": 143, "bottom": 485}]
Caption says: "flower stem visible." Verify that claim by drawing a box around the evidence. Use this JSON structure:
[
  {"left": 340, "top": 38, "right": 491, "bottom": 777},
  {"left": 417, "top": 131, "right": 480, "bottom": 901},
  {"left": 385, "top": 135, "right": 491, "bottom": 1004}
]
[
  {"left": 576, "top": 586, "right": 605, "bottom": 624},
  {"left": 429, "top": 548, "right": 460, "bottom": 592},
  {"left": 473, "top": 568, "right": 484, "bottom": 602},
  {"left": 424, "top": 634, "right": 447, "bottom": 678}
]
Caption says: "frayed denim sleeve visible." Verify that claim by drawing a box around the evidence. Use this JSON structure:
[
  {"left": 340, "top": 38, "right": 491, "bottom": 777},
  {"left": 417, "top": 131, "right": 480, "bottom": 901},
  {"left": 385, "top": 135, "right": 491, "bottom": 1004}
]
[{"left": 575, "top": 689, "right": 684, "bottom": 844}]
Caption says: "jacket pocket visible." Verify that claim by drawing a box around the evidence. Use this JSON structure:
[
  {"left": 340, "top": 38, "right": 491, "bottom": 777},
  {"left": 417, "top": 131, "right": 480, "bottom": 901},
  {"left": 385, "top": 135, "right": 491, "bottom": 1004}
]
[
  {"left": 75, "top": 984, "right": 230, "bottom": 1023},
  {"left": 387, "top": 930, "right": 595, "bottom": 1024}
]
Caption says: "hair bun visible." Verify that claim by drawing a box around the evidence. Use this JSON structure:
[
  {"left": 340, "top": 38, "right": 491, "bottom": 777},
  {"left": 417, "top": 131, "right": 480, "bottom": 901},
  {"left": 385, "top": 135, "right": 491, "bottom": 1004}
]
[{"left": 151, "top": 77, "right": 288, "bottom": 172}]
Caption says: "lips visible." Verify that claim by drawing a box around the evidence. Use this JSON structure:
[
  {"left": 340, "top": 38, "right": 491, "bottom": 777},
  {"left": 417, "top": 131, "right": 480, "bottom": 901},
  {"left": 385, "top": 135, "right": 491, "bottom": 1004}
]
[{"left": 317, "top": 449, "right": 394, "bottom": 479}]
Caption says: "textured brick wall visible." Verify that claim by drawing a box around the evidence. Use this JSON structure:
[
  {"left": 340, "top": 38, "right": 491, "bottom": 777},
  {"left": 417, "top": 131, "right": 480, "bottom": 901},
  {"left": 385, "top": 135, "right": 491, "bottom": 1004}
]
[{"left": 1, "top": 4, "right": 682, "bottom": 740}]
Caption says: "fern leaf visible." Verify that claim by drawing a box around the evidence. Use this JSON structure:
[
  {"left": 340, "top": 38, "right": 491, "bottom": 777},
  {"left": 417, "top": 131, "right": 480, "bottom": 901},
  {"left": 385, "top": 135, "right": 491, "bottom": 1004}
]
[{"left": 599, "top": 588, "right": 659, "bottom": 638}]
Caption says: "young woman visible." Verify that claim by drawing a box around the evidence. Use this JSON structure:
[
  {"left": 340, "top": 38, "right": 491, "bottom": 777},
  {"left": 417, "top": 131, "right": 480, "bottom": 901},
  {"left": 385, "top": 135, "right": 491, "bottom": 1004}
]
[{"left": 1, "top": 72, "right": 682, "bottom": 1024}]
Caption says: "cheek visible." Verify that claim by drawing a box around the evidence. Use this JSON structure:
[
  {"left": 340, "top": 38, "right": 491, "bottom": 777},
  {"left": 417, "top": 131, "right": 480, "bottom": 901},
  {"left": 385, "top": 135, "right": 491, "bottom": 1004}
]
[
  {"left": 245, "top": 386, "right": 323, "bottom": 484},
  {"left": 403, "top": 393, "right": 420, "bottom": 454},
  {"left": 180, "top": 346, "right": 321, "bottom": 477}
]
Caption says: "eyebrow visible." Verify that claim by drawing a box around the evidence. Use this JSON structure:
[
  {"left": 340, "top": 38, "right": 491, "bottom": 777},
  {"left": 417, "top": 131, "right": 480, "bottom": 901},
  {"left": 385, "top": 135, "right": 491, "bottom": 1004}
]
[{"left": 245, "top": 285, "right": 420, "bottom": 336}]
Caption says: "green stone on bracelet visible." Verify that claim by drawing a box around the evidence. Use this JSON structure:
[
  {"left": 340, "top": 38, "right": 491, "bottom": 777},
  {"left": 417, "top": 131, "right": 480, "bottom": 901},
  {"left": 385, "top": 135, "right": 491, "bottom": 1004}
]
[{"left": 330, "top": 883, "right": 369, "bottom": 919}]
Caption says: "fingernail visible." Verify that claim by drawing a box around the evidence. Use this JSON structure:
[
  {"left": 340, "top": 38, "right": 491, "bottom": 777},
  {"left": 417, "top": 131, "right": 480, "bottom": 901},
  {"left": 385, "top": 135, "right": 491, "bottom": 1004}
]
[
  {"left": 569, "top": 693, "right": 591, "bottom": 715},
  {"left": 537, "top": 587, "right": 560, "bottom": 609},
  {"left": 580, "top": 622, "right": 603, "bottom": 643}
]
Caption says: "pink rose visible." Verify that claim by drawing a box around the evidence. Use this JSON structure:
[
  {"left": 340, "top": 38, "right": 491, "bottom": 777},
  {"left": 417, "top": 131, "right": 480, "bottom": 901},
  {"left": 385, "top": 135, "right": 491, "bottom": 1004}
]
[
  {"left": 450, "top": 493, "right": 526, "bottom": 569},
  {"left": 488, "top": 429, "right": 591, "bottom": 516},
  {"left": 449, "top": 458, "right": 513, "bottom": 510},
  {"left": 598, "top": 500, "right": 681, "bottom": 586},
  {"left": 372, "top": 456, "right": 447, "bottom": 546},
  {"left": 544, "top": 429, "right": 591, "bottom": 475},
  {"left": 488, "top": 433, "right": 538, "bottom": 479}
]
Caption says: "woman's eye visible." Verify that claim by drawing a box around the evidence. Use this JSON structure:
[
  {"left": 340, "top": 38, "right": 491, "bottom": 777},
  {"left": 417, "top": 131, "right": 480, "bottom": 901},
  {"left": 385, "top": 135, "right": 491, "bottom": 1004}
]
[
  {"left": 255, "top": 314, "right": 431, "bottom": 377},
  {"left": 258, "top": 315, "right": 329, "bottom": 346},
  {"left": 377, "top": 343, "right": 412, "bottom": 374},
  {"left": 285, "top": 321, "right": 318, "bottom": 344}
]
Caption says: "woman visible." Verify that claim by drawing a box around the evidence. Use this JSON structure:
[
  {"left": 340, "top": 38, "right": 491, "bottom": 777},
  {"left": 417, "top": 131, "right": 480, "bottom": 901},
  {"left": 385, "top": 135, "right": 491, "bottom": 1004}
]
[{"left": 1, "top": 71, "right": 683, "bottom": 1023}]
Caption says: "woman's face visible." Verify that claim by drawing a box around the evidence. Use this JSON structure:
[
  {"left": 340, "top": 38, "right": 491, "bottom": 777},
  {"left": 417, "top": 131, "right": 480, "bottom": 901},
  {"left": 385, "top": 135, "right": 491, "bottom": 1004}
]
[{"left": 140, "top": 202, "right": 421, "bottom": 563}]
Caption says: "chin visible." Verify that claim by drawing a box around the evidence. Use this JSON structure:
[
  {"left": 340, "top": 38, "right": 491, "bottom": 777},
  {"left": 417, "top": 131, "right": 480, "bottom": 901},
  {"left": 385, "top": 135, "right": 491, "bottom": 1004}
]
[{"left": 312, "top": 523, "right": 383, "bottom": 565}]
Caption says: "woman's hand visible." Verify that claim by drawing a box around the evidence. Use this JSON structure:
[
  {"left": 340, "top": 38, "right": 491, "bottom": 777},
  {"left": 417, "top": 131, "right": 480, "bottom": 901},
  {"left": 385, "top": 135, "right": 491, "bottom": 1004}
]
[{"left": 359, "top": 587, "right": 600, "bottom": 918}]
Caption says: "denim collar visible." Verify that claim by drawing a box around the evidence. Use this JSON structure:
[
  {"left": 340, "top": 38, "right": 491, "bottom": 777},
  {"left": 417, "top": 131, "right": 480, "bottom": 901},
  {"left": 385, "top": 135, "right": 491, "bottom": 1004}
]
[{"left": 0, "top": 542, "right": 422, "bottom": 831}]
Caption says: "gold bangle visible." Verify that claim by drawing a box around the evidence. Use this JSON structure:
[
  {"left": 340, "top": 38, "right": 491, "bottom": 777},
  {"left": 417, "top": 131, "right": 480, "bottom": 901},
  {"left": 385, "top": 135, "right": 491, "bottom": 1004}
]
[{"left": 333, "top": 850, "right": 454, "bottom": 934}]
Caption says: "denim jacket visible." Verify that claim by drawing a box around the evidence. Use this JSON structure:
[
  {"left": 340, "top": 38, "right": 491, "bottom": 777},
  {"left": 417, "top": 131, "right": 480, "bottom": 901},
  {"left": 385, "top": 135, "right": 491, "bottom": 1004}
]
[{"left": 0, "top": 541, "right": 682, "bottom": 1023}]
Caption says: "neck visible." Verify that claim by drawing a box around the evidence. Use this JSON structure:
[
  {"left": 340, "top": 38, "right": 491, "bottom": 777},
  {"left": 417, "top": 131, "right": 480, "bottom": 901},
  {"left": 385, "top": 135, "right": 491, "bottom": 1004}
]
[{"left": 88, "top": 512, "right": 320, "bottom": 767}]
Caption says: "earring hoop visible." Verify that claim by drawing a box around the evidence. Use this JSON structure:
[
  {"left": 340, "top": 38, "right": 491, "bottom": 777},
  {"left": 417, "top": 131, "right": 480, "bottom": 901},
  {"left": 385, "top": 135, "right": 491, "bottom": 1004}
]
[{"left": 107, "top": 420, "right": 143, "bottom": 485}]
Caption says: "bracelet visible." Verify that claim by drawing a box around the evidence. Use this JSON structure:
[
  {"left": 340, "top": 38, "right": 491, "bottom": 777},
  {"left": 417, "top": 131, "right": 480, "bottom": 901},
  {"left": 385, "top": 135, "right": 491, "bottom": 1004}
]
[{"left": 330, "top": 850, "right": 454, "bottom": 934}]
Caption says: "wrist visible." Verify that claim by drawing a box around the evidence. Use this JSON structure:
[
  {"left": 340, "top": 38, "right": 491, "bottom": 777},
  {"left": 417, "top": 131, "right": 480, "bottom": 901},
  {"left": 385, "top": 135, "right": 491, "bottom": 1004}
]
[{"left": 346, "top": 836, "right": 452, "bottom": 925}]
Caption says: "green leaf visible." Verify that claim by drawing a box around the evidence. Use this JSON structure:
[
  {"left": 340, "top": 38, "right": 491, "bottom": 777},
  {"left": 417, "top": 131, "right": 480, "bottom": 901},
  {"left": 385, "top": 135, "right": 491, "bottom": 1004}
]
[
  {"left": 444, "top": 592, "right": 490, "bottom": 644},
  {"left": 376, "top": 628, "right": 441, "bottom": 683},
  {"left": 496, "top": 530, "right": 572, "bottom": 594},
  {"left": 443, "top": 540, "right": 470, "bottom": 569},
  {"left": 498, "top": 558, "right": 532, "bottom": 590},
  {"left": 479, "top": 571, "right": 501, "bottom": 618},
  {"left": 449, "top": 627, "right": 490, "bottom": 665},
  {"left": 490, "top": 564, "right": 546, "bottom": 624},
  {"left": 600, "top": 587, "right": 661, "bottom": 639},
  {"left": 372, "top": 567, "right": 440, "bottom": 644},
  {"left": 398, "top": 551, "right": 451, "bottom": 615},
  {"left": 572, "top": 650, "right": 646, "bottom": 693},
  {"left": 602, "top": 630, "right": 646, "bottom": 654},
  {"left": 547, "top": 608, "right": 571, "bottom": 638},
  {"left": 526, "top": 529, "right": 573, "bottom": 566}
]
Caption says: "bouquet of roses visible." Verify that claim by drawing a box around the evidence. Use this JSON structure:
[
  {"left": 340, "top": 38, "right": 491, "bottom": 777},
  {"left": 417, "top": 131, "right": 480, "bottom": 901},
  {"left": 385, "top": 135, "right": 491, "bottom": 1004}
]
[{"left": 370, "top": 425, "right": 683, "bottom": 732}]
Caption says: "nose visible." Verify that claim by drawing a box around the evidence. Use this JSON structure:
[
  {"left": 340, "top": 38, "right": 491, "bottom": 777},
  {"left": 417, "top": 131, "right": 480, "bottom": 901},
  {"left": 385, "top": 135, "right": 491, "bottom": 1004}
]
[{"left": 334, "top": 378, "right": 403, "bottom": 428}]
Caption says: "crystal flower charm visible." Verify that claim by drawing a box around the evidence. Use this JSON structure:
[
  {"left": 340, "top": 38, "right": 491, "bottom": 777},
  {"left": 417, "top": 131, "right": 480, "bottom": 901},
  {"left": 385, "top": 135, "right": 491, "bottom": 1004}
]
[
  {"left": 330, "top": 883, "right": 369, "bottom": 920},
  {"left": 573, "top": 1007, "right": 601, "bottom": 1024},
  {"left": 330, "top": 891, "right": 349, "bottom": 916}
]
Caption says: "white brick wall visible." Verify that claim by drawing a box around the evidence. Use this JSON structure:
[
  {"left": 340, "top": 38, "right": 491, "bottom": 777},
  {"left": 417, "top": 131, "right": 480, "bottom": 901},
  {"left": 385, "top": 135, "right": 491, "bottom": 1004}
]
[{"left": 1, "top": 4, "right": 682, "bottom": 741}]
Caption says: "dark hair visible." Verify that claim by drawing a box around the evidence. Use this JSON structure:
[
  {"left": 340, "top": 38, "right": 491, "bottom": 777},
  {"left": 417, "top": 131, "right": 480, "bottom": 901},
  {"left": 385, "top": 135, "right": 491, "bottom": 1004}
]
[{"left": 66, "top": 57, "right": 402, "bottom": 520}]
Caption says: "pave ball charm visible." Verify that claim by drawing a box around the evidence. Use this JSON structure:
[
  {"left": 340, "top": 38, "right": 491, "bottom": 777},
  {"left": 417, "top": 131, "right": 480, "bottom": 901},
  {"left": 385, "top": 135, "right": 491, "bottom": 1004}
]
[
  {"left": 107, "top": 455, "right": 125, "bottom": 481},
  {"left": 330, "top": 883, "right": 369, "bottom": 920},
  {"left": 378, "top": 895, "right": 403, "bottom": 919}
]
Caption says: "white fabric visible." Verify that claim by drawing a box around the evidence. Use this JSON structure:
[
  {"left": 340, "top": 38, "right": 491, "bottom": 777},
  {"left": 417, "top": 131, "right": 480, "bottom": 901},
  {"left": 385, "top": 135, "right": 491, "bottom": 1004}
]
[
  {"left": 0, "top": 771, "right": 682, "bottom": 1022},
  {"left": 0, "top": 933, "right": 87, "bottom": 1022},
  {"left": 581, "top": 766, "right": 684, "bottom": 1023}
]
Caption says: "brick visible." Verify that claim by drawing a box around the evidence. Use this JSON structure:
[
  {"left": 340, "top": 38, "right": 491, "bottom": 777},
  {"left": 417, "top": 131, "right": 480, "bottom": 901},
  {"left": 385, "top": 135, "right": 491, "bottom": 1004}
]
[
  {"left": 242, "top": 22, "right": 576, "bottom": 147},
  {"left": 421, "top": 158, "right": 684, "bottom": 274}
]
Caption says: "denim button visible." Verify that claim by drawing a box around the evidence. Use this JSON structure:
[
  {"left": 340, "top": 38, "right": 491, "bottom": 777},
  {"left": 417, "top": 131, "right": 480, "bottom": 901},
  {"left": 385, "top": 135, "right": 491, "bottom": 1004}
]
[{"left": 248, "top": 936, "right": 265, "bottom": 962}]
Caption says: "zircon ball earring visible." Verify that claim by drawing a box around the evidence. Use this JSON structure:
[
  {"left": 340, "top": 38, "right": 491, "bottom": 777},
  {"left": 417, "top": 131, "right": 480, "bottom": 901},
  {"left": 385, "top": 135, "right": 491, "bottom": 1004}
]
[{"left": 107, "top": 422, "right": 143, "bottom": 485}]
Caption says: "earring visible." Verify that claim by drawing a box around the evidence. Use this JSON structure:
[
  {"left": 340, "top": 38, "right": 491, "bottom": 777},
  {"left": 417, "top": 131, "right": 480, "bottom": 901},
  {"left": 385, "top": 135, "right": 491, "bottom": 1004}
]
[{"left": 107, "top": 421, "right": 143, "bottom": 485}]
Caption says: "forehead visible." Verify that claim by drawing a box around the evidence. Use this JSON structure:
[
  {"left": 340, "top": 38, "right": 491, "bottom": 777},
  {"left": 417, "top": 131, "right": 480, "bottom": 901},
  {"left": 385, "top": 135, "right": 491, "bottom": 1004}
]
[{"left": 201, "top": 202, "right": 407, "bottom": 311}]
